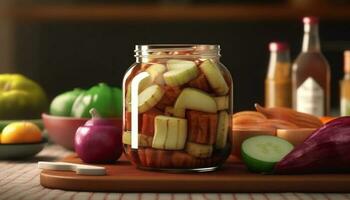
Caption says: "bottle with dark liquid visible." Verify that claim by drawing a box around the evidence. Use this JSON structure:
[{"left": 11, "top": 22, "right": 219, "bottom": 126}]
[
  {"left": 265, "top": 42, "right": 292, "bottom": 108},
  {"left": 292, "top": 17, "right": 331, "bottom": 116}
]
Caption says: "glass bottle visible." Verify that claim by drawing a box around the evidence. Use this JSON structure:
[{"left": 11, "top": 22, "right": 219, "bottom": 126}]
[
  {"left": 265, "top": 42, "right": 292, "bottom": 108},
  {"left": 122, "top": 44, "right": 233, "bottom": 172},
  {"left": 292, "top": 16, "right": 331, "bottom": 116},
  {"left": 340, "top": 50, "right": 350, "bottom": 116}
]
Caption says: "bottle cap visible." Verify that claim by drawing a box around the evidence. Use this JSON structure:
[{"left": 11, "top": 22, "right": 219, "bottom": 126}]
[
  {"left": 303, "top": 16, "right": 319, "bottom": 24},
  {"left": 344, "top": 50, "right": 350, "bottom": 73},
  {"left": 269, "top": 42, "right": 289, "bottom": 52}
]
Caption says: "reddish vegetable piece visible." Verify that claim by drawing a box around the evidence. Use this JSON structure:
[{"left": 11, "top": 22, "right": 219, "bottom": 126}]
[
  {"left": 124, "top": 112, "right": 142, "bottom": 131},
  {"left": 188, "top": 73, "right": 212, "bottom": 93},
  {"left": 155, "top": 86, "right": 182, "bottom": 110},
  {"left": 187, "top": 110, "right": 218, "bottom": 145},
  {"left": 274, "top": 116, "right": 350, "bottom": 174},
  {"left": 141, "top": 109, "right": 162, "bottom": 136}
]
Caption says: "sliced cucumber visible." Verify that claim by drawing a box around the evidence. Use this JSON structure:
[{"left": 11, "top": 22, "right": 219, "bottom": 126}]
[{"left": 241, "top": 135, "right": 294, "bottom": 173}]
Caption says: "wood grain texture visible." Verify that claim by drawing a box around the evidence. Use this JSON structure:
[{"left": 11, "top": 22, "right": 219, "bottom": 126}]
[
  {"left": 2, "top": 145, "right": 349, "bottom": 199},
  {"left": 9, "top": 4, "right": 350, "bottom": 22},
  {"left": 40, "top": 154, "right": 350, "bottom": 192}
]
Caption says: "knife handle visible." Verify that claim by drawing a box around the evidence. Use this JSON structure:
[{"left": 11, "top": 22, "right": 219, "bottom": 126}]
[{"left": 38, "top": 161, "right": 106, "bottom": 176}]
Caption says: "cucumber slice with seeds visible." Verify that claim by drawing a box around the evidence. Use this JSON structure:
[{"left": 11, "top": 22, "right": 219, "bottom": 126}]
[{"left": 241, "top": 135, "right": 294, "bottom": 173}]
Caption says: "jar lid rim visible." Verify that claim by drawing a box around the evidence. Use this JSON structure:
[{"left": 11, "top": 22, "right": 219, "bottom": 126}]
[
  {"left": 135, "top": 44, "right": 219, "bottom": 51},
  {"left": 134, "top": 44, "right": 221, "bottom": 58}
]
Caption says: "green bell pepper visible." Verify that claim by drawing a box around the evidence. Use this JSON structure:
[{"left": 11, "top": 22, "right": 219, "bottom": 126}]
[
  {"left": 50, "top": 88, "right": 83, "bottom": 116},
  {"left": 71, "top": 83, "right": 122, "bottom": 118},
  {"left": 0, "top": 74, "right": 48, "bottom": 120},
  {"left": 50, "top": 83, "right": 122, "bottom": 118}
]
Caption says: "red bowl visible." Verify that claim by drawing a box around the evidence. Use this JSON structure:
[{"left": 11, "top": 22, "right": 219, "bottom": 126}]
[{"left": 42, "top": 113, "right": 122, "bottom": 150}]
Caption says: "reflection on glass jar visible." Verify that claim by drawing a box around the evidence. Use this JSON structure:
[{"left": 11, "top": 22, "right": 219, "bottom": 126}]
[{"left": 122, "top": 44, "right": 233, "bottom": 172}]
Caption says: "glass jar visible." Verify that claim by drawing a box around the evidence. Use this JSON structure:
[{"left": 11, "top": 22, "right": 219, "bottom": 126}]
[{"left": 122, "top": 44, "right": 233, "bottom": 172}]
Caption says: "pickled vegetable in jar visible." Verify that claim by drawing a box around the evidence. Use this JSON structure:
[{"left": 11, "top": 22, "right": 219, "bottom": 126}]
[{"left": 122, "top": 44, "right": 233, "bottom": 172}]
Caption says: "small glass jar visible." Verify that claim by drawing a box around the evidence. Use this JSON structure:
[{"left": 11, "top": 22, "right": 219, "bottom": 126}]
[{"left": 122, "top": 44, "right": 233, "bottom": 172}]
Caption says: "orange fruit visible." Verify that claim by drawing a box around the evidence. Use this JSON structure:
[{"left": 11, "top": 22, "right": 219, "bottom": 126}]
[
  {"left": 319, "top": 116, "right": 336, "bottom": 124},
  {"left": 1, "top": 122, "right": 42, "bottom": 144}
]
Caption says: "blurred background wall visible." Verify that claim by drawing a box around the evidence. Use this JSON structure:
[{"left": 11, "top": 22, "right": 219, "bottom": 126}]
[{"left": 1, "top": 0, "right": 350, "bottom": 112}]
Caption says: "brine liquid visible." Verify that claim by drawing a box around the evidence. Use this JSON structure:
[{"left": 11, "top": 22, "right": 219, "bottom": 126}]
[{"left": 123, "top": 58, "right": 233, "bottom": 171}]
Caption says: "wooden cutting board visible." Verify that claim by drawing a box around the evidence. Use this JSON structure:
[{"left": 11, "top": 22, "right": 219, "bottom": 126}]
[{"left": 40, "top": 154, "right": 350, "bottom": 192}]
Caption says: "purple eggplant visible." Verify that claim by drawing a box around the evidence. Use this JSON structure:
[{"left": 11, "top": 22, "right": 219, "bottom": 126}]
[{"left": 274, "top": 116, "right": 350, "bottom": 174}]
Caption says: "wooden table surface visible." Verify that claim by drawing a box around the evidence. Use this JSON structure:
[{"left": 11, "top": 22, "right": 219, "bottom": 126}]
[{"left": 1, "top": 145, "right": 350, "bottom": 200}]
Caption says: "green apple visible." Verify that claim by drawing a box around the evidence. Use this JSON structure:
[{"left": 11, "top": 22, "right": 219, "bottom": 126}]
[{"left": 50, "top": 88, "right": 83, "bottom": 116}]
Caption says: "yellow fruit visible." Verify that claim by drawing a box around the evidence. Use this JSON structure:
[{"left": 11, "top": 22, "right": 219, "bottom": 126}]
[
  {"left": 152, "top": 115, "right": 187, "bottom": 150},
  {"left": 138, "top": 85, "right": 164, "bottom": 113},
  {"left": 199, "top": 60, "right": 229, "bottom": 95},
  {"left": 173, "top": 88, "right": 217, "bottom": 118},
  {"left": 163, "top": 59, "right": 198, "bottom": 86},
  {"left": 1, "top": 122, "right": 42, "bottom": 144}
]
